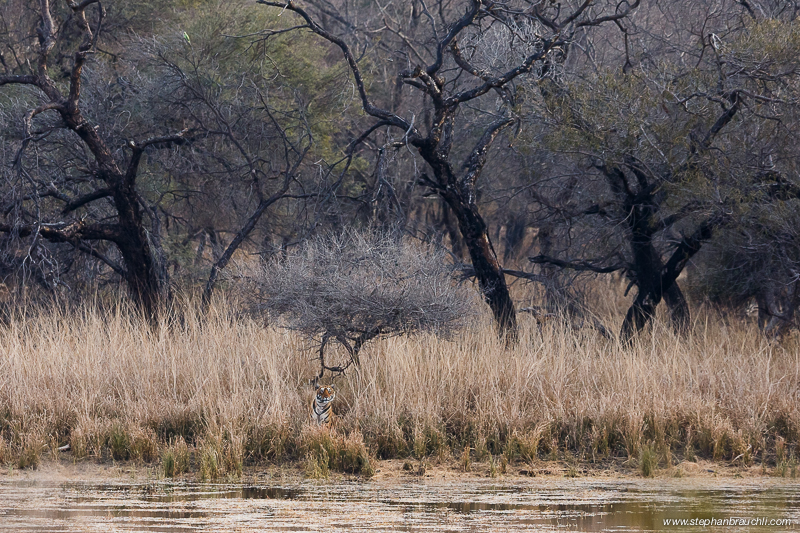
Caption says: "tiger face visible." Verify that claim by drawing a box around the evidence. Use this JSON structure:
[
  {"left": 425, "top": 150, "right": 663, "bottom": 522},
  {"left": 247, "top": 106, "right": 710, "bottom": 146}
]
[
  {"left": 312, "top": 384, "right": 336, "bottom": 425},
  {"left": 316, "top": 385, "right": 335, "bottom": 404}
]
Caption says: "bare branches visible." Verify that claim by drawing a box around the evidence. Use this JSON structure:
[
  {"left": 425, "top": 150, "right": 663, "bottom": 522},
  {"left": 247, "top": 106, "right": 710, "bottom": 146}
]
[
  {"left": 529, "top": 255, "right": 627, "bottom": 274},
  {"left": 201, "top": 141, "right": 311, "bottom": 308},
  {"left": 426, "top": 0, "right": 480, "bottom": 76},
  {"left": 61, "top": 188, "right": 112, "bottom": 214},
  {"left": 250, "top": 231, "right": 475, "bottom": 378},
  {"left": 446, "top": 44, "right": 557, "bottom": 106},
  {"left": 660, "top": 214, "right": 727, "bottom": 290},
  {"left": 574, "top": 0, "right": 642, "bottom": 28},
  {"left": 697, "top": 92, "right": 741, "bottom": 152},
  {"left": 124, "top": 129, "right": 190, "bottom": 188},
  {"left": 0, "top": 75, "right": 38, "bottom": 86},
  {"left": 0, "top": 221, "right": 120, "bottom": 243},
  {"left": 463, "top": 117, "right": 515, "bottom": 190},
  {"left": 36, "top": 0, "right": 56, "bottom": 75},
  {"left": 66, "top": 0, "right": 104, "bottom": 112}
]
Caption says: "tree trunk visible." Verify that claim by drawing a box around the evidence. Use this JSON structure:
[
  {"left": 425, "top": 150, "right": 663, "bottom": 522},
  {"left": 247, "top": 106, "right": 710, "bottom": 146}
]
[
  {"left": 621, "top": 215, "right": 720, "bottom": 341},
  {"left": 619, "top": 260, "right": 689, "bottom": 340},
  {"left": 620, "top": 209, "right": 662, "bottom": 341},
  {"left": 446, "top": 196, "right": 518, "bottom": 342},
  {"left": 663, "top": 282, "right": 690, "bottom": 334},
  {"left": 114, "top": 187, "right": 167, "bottom": 321}
]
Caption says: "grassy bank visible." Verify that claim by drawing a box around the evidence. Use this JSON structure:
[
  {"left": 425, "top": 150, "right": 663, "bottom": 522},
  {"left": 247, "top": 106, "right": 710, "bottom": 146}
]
[{"left": 0, "top": 302, "right": 798, "bottom": 479}]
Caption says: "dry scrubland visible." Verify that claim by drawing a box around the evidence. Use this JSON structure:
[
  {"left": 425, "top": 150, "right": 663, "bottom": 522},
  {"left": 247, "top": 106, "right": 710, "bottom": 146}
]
[{"left": 0, "top": 301, "right": 798, "bottom": 480}]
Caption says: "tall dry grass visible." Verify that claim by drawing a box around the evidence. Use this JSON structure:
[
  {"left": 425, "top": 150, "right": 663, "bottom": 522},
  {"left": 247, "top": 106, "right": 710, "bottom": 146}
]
[{"left": 0, "top": 300, "right": 797, "bottom": 476}]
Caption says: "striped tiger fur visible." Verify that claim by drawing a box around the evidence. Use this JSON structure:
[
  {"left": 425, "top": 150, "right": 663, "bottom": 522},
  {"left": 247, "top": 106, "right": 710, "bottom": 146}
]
[{"left": 311, "top": 384, "right": 336, "bottom": 426}]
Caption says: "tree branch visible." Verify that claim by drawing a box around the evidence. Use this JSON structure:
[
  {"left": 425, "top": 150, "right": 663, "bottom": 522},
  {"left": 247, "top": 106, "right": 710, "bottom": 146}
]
[
  {"left": 462, "top": 117, "right": 515, "bottom": 191},
  {"left": 61, "top": 188, "right": 112, "bottom": 214},
  {"left": 446, "top": 43, "right": 558, "bottom": 106},
  {"left": 201, "top": 141, "right": 310, "bottom": 308},
  {"left": 699, "top": 92, "right": 741, "bottom": 151},
  {"left": 574, "top": 0, "right": 642, "bottom": 28},
  {"left": 0, "top": 221, "right": 120, "bottom": 243},
  {"left": 72, "top": 240, "right": 125, "bottom": 276},
  {"left": 529, "top": 254, "right": 627, "bottom": 274},
  {"left": 426, "top": 0, "right": 480, "bottom": 76},
  {"left": 124, "top": 129, "right": 190, "bottom": 187},
  {"left": 660, "top": 213, "right": 727, "bottom": 289},
  {"left": 0, "top": 75, "right": 39, "bottom": 86}
]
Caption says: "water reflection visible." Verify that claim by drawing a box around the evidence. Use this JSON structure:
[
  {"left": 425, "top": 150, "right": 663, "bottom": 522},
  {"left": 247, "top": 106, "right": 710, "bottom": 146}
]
[{"left": 0, "top": 477, "right": 797, "bottom": 532}]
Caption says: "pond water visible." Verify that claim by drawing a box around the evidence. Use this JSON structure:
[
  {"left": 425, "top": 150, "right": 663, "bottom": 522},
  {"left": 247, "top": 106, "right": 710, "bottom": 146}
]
[{"left": 0, "top": 476, "right": 797, "bottom": 532}]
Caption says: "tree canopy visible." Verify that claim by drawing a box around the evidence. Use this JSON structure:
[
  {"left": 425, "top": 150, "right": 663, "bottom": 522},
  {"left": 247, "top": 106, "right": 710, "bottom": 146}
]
[{"left": 3, "top": 0, "right": 800, "bottom": 338}]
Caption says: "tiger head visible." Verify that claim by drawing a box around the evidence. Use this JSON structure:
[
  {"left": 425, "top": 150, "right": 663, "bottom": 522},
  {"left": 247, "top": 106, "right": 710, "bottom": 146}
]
[{"left": 315, "top": 384, "right": 336, "bottom": 406}]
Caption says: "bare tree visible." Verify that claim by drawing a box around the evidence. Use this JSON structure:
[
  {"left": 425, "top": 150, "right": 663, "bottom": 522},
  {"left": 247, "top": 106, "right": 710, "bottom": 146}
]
[
  {"left": 138, "top": 29, "right": 315, "bottom": 307},
  {"left": 251, "top": 231, "right": 474, "bottom": 377},
  {"left": 256, "top": 0, "right": 641, "bottom": 341}
]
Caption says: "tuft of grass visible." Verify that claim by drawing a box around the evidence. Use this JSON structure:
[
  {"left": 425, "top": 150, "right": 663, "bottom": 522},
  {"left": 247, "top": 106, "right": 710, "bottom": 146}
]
[
  {"left": 301, "top": 427, "right": 374, "bottom": 478},
  {"left": 198, "top": 430, "right": 244, "bottom": 480},
  {"left": 640, "top": 442, "right": 657, "bottom": 478},
  {"left": 503, "top": 427, "right": 545, "bottom": 464},
  {"left": 684, "top": 443, "right": 696, "bottom": 462},
  {"left": 776, "top": 436, "right": 786, "bottom": 463},
  {"left": 304, "top": 448, "right": 329, "bottom": 479},
  {"left": 773, "top": 450, "right": 797, "bottom": 478},
  {"left": 17, "top": 438, "right": 41, "bottom": 470},
  {"left": 162, "top": 437, "right": 190, "bottom": 478},
  {"left": 246, "top": 424, "right": 291, "bottom": 462},
  {"left": 108, "top": 422, "right": 131, "bottom": 461},
  {"left": 130, "top": 427, "right": 158, "bottom": 463},
  {"left": 489, "top": 455, "right": 499, "bottom": 478},
  {"left": 474, "top": 433, "right": 489, "bottom": 462},
  {"left": 0, "top": 436, "right": 7, "bottom": 465},
  {"left": 199, "top": 443, "right": 219, "bottom": 481},
  {"left": 460, "top": 445, "right": 471, "bottom": 472}
]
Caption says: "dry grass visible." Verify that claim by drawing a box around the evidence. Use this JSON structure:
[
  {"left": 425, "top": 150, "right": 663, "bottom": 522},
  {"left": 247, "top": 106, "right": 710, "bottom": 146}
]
[{"left": 0, "top": 300, "right": 797, "bottom": 478}]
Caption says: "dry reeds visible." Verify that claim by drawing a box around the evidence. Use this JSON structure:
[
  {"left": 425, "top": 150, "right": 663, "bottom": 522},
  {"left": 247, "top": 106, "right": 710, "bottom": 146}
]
[{"left": 0, "top": 301, "right": 797, "bottom": 477}]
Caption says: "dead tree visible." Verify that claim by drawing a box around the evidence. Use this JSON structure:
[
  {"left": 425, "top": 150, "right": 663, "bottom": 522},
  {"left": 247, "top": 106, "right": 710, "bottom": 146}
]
[{"left": 251, "top": 231, "right": 473, "bottom": 378}]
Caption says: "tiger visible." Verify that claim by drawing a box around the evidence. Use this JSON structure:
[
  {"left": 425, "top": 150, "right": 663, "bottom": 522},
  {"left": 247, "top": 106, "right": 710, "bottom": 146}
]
[{"left": 311, "top": 384, "right": 336, "bottom": 426}]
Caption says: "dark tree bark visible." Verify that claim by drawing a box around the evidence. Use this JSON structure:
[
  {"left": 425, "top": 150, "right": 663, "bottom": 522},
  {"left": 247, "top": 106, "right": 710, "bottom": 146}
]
[{"left": 619, "top": 214, "right": 723, "bottom": 341}]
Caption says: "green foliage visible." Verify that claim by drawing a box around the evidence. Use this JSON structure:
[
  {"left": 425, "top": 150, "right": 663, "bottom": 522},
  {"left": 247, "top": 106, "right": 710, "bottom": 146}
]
[
  {"left": 108, "top": 422, "right": 131, "bottom": 461},
  {"left": 198, "top": 430, "right": 244, "bottom": 480}
]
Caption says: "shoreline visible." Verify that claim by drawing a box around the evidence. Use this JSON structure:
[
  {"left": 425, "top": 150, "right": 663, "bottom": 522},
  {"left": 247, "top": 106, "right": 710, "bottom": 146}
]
[{"left": 1, "top": 456, "right": 793, "bottom": 486}]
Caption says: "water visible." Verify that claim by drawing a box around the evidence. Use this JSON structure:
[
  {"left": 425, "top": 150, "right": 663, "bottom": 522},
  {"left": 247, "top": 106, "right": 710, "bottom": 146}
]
[{"left": 0, "top": 477, "right": 798, "bottom": 532}]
